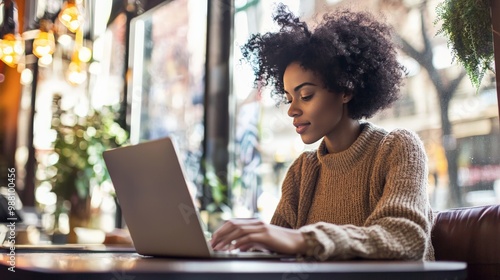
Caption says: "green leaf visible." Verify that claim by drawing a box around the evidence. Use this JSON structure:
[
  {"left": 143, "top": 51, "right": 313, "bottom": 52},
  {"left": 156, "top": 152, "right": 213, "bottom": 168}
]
[{"left": 435, "top": 0, "right": 494, "bottom": 90}]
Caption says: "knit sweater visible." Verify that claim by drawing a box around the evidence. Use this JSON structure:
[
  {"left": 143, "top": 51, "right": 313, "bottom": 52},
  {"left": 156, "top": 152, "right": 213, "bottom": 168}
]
[{"left": 270, "top": 122, "right": 435, "bottom": 261}]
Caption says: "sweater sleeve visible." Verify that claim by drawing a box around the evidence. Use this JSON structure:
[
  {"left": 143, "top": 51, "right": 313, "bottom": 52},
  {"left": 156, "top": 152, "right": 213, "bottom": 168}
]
[
  {"left": 270, "top": 153, "right": 306, "bottom": 228},
  {"left": 299, "top": 129, "right": 432, "bottom": 260}
]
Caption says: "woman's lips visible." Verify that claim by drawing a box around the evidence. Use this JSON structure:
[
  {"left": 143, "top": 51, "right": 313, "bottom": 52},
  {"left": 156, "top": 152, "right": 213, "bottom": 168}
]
[{"left": 294, "top": 123, "right": 309, "bottom": 134}]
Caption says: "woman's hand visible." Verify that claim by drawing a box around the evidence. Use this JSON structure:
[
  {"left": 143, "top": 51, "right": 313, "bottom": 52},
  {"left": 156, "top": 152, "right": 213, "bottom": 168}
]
[{"left": 210, "top": 218, "right": 307, "bottom": 255}]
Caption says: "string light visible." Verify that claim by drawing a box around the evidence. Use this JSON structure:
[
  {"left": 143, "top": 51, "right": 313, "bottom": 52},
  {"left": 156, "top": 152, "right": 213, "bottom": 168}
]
[
  {"left": 66, "top": 27, "right": 88, "bottom": 85},
  {"left": 66, "top": 57, "right": 87, "bottom": 85},
  {"left": 32, "top": 19, "right": 56, "bottom": 59},
  {"left": 58, "top": 0, "right": 83, "bottom": 33},
  {"left": 0, "top": 0, "right": 93, "bottom": 84},
  {"left": 0, "top": 0, "right": 24, "bottom": 68},
  {"left": 0, "top": 33, "right": 24, "bottom": 68},
  {"left": 73, "top": 23, "right": 92, "bottom": 63},
  {"left": 77, "top": 46, "right": 92, "bottom": 63}
]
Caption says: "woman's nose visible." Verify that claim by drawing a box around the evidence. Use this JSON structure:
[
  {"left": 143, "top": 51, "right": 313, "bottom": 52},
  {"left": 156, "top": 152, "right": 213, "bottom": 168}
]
[{"left": 287, "top": 101, "right": 301, "bottom": 117}]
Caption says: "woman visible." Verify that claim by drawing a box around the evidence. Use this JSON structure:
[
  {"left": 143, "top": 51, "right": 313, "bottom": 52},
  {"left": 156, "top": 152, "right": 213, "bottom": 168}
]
[{"left": 210, "top": 4, "right": 434, "bottom": 261}]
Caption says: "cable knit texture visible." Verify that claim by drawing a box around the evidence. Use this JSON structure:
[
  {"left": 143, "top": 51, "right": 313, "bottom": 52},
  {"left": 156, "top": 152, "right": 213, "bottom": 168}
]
[{"left": 270, "top": 122, "right": 435, "bottom": 261}]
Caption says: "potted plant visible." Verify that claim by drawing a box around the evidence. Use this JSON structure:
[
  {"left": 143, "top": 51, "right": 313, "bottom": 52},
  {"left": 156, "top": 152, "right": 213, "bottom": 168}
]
[
  {"left": 42, "top": 94, "right": 128, "bottom": 243},
  {"left": 203, "top": 164, "right": 233, "bottom": 232},
  {"left": 435, "top": 0, "right": 494, "bottom": 89}
]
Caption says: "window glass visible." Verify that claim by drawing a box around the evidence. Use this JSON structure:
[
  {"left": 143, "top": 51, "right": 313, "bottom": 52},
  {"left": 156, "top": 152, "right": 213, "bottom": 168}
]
[
  {"left": 129, "top": 0, "right": 207, "bottom": 186},
  {"left": 231, "top": 0, "right": 499, "bottom": 221}
]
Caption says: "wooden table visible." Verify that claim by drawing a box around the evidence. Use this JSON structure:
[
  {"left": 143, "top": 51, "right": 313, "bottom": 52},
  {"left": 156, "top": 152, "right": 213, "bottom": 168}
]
[{"left": 0, "top": 252, "right": 467, "bottom": 280}]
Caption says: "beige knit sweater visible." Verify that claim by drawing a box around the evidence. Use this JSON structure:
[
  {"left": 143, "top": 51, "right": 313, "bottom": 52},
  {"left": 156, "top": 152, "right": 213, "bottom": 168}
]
[{"left": 270, "top": 122, "right": 435, "bottom": 261}]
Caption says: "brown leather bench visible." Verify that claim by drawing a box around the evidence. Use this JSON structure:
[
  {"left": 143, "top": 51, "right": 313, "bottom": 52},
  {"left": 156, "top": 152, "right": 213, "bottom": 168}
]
[{"left": 432, "top": 204, "right": 500, "bottom": 280}]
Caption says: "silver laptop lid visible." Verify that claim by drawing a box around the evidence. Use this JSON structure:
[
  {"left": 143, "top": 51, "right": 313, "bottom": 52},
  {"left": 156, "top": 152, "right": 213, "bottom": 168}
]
[{"left": 103, "top": 137, "right": 212, "bottom": 257}]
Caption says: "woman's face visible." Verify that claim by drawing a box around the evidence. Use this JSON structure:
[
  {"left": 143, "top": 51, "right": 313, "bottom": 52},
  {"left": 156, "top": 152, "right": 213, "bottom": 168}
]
[{"left": 283, "top": 62, "right": 351, "bottom": 145}]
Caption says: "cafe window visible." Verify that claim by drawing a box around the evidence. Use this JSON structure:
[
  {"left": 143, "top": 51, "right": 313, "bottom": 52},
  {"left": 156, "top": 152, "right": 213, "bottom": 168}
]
[
  {"left": 230, "top": 0, "right": 499, "bottom": 222},
  {"left": 458, "top": 132, "right": 500, "bottom": 205},
  {"left": 128, "top": 0, "right": 207, "bottom": 189}
]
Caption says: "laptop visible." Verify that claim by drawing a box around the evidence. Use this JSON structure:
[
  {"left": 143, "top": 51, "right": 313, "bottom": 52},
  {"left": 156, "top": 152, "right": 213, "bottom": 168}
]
[{"left": 103, "top": 137, "right": 290, "bottom": 259}]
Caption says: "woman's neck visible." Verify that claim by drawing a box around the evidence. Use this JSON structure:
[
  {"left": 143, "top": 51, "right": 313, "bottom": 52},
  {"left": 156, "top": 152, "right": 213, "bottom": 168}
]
[{"left": 323, "top": 118, "right": 361, "bottom": 154}]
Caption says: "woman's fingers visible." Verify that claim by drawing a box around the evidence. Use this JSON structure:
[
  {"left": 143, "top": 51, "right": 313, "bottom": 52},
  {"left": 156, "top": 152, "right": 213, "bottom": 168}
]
[
  {"left": 211, "top": 219, "right": 261, "bottom": 244},
  {"left": 212, "top": 221, "right": 266, "bottom": 250},
  {"left": 232, "top": 231, "right": 268, "bottom": 250},
  {"left": 235, "top": 225, "right": 307, "bottom": 254},
  {"left": 210, "top": 220, "right": 307, "bottom": 255}
]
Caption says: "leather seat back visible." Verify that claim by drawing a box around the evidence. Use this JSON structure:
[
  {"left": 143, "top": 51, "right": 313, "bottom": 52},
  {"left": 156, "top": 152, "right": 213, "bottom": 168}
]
[{"left": 432, "top": 204, "right": 500, "bottom": 280}]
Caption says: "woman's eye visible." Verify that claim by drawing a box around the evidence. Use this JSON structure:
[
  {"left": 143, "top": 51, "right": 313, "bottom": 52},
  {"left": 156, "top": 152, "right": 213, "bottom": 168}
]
[
  {"left": 301, "top": 95, "right": 313, "bottom": 101},
  {"left": 284, "top": 99, "right": 292, "bottom": 105}
]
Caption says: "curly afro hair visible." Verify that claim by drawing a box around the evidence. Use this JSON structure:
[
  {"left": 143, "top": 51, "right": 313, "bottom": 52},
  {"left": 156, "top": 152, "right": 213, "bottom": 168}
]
[{"left": 241, "top": 4, "right": 405, "bottom": 120}]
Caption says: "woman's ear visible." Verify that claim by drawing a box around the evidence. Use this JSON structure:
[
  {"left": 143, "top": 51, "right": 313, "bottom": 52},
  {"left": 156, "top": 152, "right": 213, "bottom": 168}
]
[{"left": 342, "top": 92, "right": 353, "bottom": 104}]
